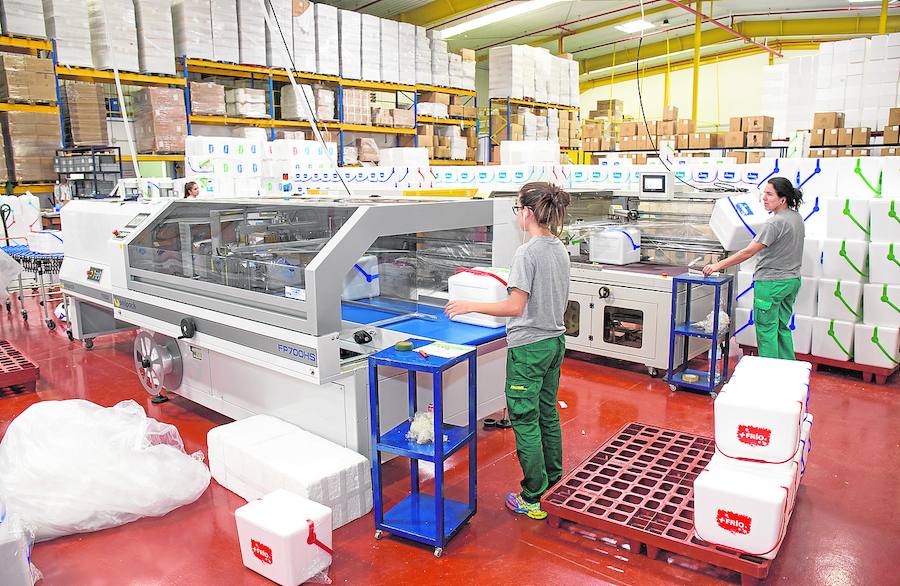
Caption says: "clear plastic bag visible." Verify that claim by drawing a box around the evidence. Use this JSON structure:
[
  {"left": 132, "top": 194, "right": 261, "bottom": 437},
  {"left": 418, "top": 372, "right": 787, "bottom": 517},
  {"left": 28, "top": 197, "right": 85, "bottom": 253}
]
[
  {"left": 0, "top": 501, "right": 42, "bottom": 585},
  {"left": 0, "top": 400, "right": 211, "bottom": 542},
  {"left": 0, "top": 249, "right": 22, "bottom": 305}
]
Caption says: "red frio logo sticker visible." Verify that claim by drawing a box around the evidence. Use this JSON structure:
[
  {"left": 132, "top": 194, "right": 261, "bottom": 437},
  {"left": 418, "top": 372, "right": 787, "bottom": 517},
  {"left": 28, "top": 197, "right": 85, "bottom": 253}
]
[
  {"left": 717, "top": 509, "right": 752, "bottom": 534},
  {"left": 737, "top": 425, "right": 771, "bottom": 447},
  {"left": 251, "top": 539, "right": 273, "bottom": 564}
]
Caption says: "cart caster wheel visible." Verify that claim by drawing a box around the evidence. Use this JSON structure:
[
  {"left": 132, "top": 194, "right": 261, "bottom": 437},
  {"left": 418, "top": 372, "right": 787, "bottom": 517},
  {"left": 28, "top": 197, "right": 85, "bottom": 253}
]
[
  {"left": 668, "top": 384, "right": 677, "bottom": 392},
  {"left": 374, "top": 530, "right": 383, "bottom": 540},
  {"left": 66, "top": 330, "right": 74, "bottom": 341},
  {"left": 21, "top": 311, "right": 27, "bottom": 322},
  {"left": 433, "top": 547, "right": 443, "bottom": 558},
  {"left": 709, "top": 391, "right": 718, "bottom": 400},
  {"left": 84, "top": 339, "right": 94, "bottom": 350},
  {"left": 46, "top": 320, "right": 55, "bottom": 330},
  {"left": 647, "top": 367, "right": 659, "bottom": 378},
  {"left": 5, "top": 301, "right": 10, "bottom": 313}
]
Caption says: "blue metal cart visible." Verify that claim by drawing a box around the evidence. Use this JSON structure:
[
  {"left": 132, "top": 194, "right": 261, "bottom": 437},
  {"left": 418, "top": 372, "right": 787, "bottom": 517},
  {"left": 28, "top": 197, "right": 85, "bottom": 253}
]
[
  {"left": 666, "top": 272, "right": 735, "bottom": 397},
  {"left": 368, "top": 338, "right": 477, "bottom": 557}
]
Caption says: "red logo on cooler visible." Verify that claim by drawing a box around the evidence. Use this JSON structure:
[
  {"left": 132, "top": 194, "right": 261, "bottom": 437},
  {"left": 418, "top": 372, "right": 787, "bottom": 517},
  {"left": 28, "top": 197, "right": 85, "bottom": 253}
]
[
  {"left": 737, "top": 424, "right": 771, "bottom": 447},
  {"left": 717, "top": 509, "right": 752, "bottom": 534},
  {"left": 251, "top": 539, "right": 273, "bottom": 564}
]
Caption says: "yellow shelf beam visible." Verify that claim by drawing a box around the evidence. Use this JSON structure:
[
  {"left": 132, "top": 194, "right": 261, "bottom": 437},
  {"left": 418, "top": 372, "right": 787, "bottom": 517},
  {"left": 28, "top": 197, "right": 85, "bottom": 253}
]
[
  {"left": 270, "top": 69, "right": 342, "bottom": 84},
  {"left": 417, "top": 116, "right": 476, "bottom": 127},
  {"left": 0, "top": 35, "right": 52, "bottom": 51},
  {"left": 341, "top": 124, "right": 416, "bottom": 135},
  {"left": 341, "top": 79, "right": 416, "bottom": 92},
  {"left": 190, "top": 114, "right": 273, "bottom": 127},
  {"left": 56, "top": 66, "right": 186, "bottom": 87},
  {"left": 10, "top": 183, "right": 53, "bottom": 194},
  {"left": 0, "top": 102, "right": 59, "bottom": 114},
  {"left": 415, "top": 84, "right": 476, "bottom": 97},
  {"left": 118, "top": 154, "right": 185, "bottom": 162},
  {"left": 490, "top": 97, "right": 578, "bottom": 111}
]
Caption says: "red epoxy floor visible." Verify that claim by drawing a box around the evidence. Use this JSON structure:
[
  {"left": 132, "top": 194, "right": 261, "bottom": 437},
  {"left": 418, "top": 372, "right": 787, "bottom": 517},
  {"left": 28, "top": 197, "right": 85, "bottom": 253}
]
[{"left": 0, "top": 300, "right": 898, "bottom": 586}]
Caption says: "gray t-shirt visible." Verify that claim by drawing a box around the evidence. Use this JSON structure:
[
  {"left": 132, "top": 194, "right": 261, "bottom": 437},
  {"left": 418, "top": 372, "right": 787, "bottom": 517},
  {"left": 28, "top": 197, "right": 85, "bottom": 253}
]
[
  {"left": 506, "top": 235, "right": 570, "bottom": 348},
  {"left": 753, "top": 208, "right": 805, "bottom": 281}
]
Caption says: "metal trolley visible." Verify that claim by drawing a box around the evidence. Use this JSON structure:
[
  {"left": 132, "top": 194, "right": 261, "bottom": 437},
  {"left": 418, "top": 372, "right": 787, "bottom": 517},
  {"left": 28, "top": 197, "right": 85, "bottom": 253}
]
[{"left": 1, "top": 245, "right": 64, "bottom": 330}]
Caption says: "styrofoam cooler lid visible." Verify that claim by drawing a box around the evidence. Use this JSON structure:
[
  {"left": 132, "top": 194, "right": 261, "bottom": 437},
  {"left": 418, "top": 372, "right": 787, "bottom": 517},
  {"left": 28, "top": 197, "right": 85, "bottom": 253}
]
[{"left": 732, "top": 355, "right": 812, "bottom": 374}]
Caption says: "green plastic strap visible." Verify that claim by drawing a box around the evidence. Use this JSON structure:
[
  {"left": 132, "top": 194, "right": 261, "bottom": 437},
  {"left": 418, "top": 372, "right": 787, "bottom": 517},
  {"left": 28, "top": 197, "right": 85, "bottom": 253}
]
[
  {"left": 890, "top": 200, "right": 899, "bottom": 225},
  {"left": 842, "top": 199, "right": 871, "bottom": 237},
  {"left": 871, "top": 326, "right": 899, "bottom": 365},
  {"left": 828, "top": 320, "right": 854, "bottom": 359},
  {"left": 881, "top": 284, "right": 900, "bottom": 314},
  {"left": 854, "top": 158, "right": 883, "bottom": 197},
  {"left": 833, "top": 280, "right": 861, "bottom": 319},
  {"left": 889, "top": 243, "right": 900, "bottom": 269},
  {"left": 839, "top": 240, "right": 868, "bottom": 278}
]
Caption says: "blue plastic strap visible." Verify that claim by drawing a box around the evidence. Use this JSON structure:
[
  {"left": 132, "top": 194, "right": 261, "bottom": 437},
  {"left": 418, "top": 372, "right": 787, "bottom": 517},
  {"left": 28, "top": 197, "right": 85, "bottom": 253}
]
[
  {"left": 608, "top": 228, "right": 640, "bottom": 250},
  {"left": 735, "top": 310, "right": 754, "bottom": 334},
  {"left": 736, "top": 282, "right": 754, "bottom": 301},
  {"left": 797, "top": 159, "right": 821, "bottom": 189},
  {"left": 803, "top": 195, "right": 820, "bottom": 223},
  {"left": 727, "top": 196, "right": 757, "bottom": 237},
  {"left": 354, "top": 263, "right": 380, "bottom": 283},
  {"left": 789, "top": 314, "right": 796, "bottom": 331},
  {"left": 756, "top": 158, "right": 780, "bottom": 189}
]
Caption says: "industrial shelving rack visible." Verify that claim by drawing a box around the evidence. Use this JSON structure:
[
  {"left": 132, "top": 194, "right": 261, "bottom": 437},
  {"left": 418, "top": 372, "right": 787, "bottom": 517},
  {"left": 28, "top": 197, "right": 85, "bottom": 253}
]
[{"left": 486, "top": 97, "right": 580, "bottom": 163}]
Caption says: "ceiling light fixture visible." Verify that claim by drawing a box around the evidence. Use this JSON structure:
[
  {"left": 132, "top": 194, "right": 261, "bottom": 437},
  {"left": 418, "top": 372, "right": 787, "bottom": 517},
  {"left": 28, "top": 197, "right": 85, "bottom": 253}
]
[
  {"left": 438, "top": 0, "right": 566, "bottom": 39},
  {"left": 614, "top": 19, "right": 656, "bottom": 34}
]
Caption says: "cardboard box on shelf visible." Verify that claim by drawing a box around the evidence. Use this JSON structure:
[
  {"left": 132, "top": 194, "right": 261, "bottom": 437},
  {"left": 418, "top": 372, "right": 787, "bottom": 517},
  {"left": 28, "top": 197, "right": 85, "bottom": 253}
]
[
  {"left": 450, "top": 95, "right": 465, "bottom": 106},
  {"left": 463, "top": 106, "right": 477, "bottom": 119},
  {"left": 620, "top": 135, "right": 634, "bottom": 151},
  {"left": 676, "top": 134, "right": 690, "bottom": 150},
  {"left": 689, "top": 133, "right": 718, "bottom": 149},
  {"left": 466, "top": 147, "right": 477, "bottom": 160},
  {"left": 636, "top": 120, "right": 657, "bottom": 136},
  {"left": 889, "top": 107, "right": 900, "bottom": 126},
  {"left": 732, "top": 151, "right": 748, "bottom": 164},
  {"left": 417, "top": 134, "right": 434, "bottom": 147},
  {"left": 824, "top": 128, "right": 840, "bottom": 146},
  {"left": 676, "top": 119, "right": 695, "bottom": 135},
  {"left": 851, "top": 127, "right": 871, "bottom": 145},
  {"left": 448, "top": 104, "right": 465, "bottom": 118},
  {"left": 729, "top": 117, "right": 743, "bottom": 132},
  {"left": 392, "top": 108, "right": 415, "bottom": 128},
  {"left": 657, "top": 121, "right": 675, "bottom": 135},
  {"left": 0, "top": 111, "right": 59, "bottom": 182},
  {"left": 813, "top": 111, "right": 845, "bottom": 129},
  {"left": 399, "top": 135, "right": 416, "bottom": 147},
  {"left": 417, "top": 123, "right": 434, "bottom": 136},
  {"left": 593, "top": 99, "right": 623, "bottom": 117},
  {"left": 747, "top": 151, "right": 765, "bottom": 164},
  {"left": 839, "top": 148, "right": 855, "bottom": 158},
  {"left": 570, "top": 138, "right": 581, "bottom": 149},
  {"left": 356, "top": 137, "right": 379, "bottom": 162},
  {"left": 853, "top": 149, "right": 870, "bottom": 157},
  {"left": 810, "top": 128, "right": 825, "bottom": 147},
  {"left": 746, "top": 131, "right": 772, "bottom": 148},
  {"left": 619, "top": 121, "right": 638, "bottom": 136},
  {"left": 559, "top": 135, "right": 569, "bottom": 148},
  {"left": 434, "top": 145, "right": 450, "bottom": 159},
  {"left": 60, "top": 82, "right": 109, "bottom": 146},
  {"left": 0, "top": 54, "right": 56, "bottom": 104},
  {"left": 133, "top": 87, "right": 186, "bottom": 153},
  {"left": 460, "top": 48, "right": 475, "bottom": 62},
  {"left": 743, "top": 116, "right": 774, "bottom": 133},
  {"left": 510, "top": 124, "right": 524, "bottom": 141},
  {"left": 426, "top": 145, "right": 434, "bottom": 158},
  {"left": 491, "top": 145, "right": 500, "bottom": 163},
  {"left": 881, "top": 147, "right": 899, "bottom": 156},
  {"left": 721, "top": 131, "right": 746, "bottom": 148},
  {"left": 662, "top": 105, "right": 677, "bottom": 121},
  {"left": 420, "top": 91, "right": 450, "bottom": 105},
  {"left": 884, "top": 125, "right": 900, "bottom": 145},
  {"left": 838, "top": 128, "right": 853, "bottom": 146}
]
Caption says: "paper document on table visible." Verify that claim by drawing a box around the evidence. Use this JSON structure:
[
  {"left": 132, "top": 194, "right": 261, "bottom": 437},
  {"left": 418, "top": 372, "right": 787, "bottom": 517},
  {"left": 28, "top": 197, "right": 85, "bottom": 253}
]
[{"left": 418, "top": 341, "right": 475, "bottom": 358}]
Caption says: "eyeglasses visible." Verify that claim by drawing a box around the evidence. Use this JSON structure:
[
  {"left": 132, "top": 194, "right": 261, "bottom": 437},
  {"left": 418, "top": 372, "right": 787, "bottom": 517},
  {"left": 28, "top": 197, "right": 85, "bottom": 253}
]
[{"left": 512, "top": 205, "right": 530, "bottom": 215}]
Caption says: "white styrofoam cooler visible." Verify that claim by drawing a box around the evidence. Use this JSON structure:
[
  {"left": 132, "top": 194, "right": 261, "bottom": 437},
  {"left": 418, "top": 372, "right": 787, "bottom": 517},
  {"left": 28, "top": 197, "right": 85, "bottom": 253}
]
[
  {"left": 736, "top": 271, "right": 755, "bottom": 309},
  {"left": 853, "top": 324, "right": 900, "bottom": 369},
  {"left": 801, "top": 238, "right": 822, "bottom": 278},
  {"left": 821, "top": 238, "right": 869, "bottom": 281},
  {"left": 207, "top": 415, "right": 372, "bottom": 529},
  {"left": 26, "top": 230, "right": 64, "bottom": 254},
  {"left": 448, "top": 267, "right": 510, "bottom": 328},
  {"left": 714, "top": 384, "right": 804, "bottom": 464},
  {"left": 868, "top": 242, "right": 900, "bottom": 285},
  {"left": 863, "top": 283, "right": 900, "bottom": 327},
  {"left": 791, "top": 314, "right": 814, "bottom": 355},
  {"left": 734, "top": 308, "right": 757, "bottom": 347},
  {"left": 589, "top": 228, "right": 641, "bottom": 265},
  {"left": 823, "top": 197, "right": 871, "bottom": 240},
  {"left": 709, "top": 195, "right": 770, "bottom": 251},
  {"left": 795, "top": 277, "right": 818, "bottom": 316},
  {"left": 869, "top": 199, "right": 900, "bottom": 243},
  {"left": 731, "top": 355, "right": 812, "bottom": 381},
  {"left": 235, "top": 489, "right": 332, "bottom": 586},
  {"left": 811, "top": 317, "right": 855, "bottom": 362},
  {"left": 816, "top": 278, "right": 862, "bottom": 322},
  {"left": 342, "top": 255, "right": 380, "bottom": 301}
]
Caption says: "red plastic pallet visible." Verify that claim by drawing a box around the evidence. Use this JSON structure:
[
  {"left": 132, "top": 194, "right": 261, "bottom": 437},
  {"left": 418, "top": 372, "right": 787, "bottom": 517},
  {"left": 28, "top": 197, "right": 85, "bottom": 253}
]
[
  {"left": 0, "top": 340, "right": 39, "bottom": 393},
  {"left": 741, "top": 346, "right": 898, "bottom": 385},
  {"left": 541, "top": 422, "right": 772, "bottom": 586}
]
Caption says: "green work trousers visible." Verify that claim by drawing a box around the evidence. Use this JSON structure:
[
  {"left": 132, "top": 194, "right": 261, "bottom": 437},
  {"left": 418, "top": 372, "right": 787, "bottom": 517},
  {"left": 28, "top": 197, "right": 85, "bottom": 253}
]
[
  {"left": 505, "top": 335, "right": 566, "bottom": 504},
  {"left": 754, "top": 278, "right": 801, "bottom": 360}
]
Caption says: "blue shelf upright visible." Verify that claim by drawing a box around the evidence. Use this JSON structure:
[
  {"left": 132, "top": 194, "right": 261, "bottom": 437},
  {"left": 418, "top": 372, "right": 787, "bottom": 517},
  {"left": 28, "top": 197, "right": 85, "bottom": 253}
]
[
  {"left": 367, "top": 338, "right": 477, "bottom": 557},
  {"left": 666, "top": 272, "right": 735, "bottom": 397}
]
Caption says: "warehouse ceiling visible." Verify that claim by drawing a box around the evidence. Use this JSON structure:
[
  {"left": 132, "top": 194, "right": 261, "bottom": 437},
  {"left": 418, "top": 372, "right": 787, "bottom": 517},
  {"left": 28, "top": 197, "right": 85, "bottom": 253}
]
[{"left": 321, "top": 0, "right": 899, "bottom": 78}]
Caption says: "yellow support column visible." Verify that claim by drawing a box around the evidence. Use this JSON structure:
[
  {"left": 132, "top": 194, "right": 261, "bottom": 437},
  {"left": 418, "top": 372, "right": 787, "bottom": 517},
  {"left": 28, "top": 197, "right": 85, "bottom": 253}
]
[
  {"left": 691, "top": 0, "right": 702, "bottom": 125},
  {"left": 663, "top": 36, "right": 671, "bottom": 107},
  {"left": 881, "top": 0, "right": 889, "bottom": 35}
]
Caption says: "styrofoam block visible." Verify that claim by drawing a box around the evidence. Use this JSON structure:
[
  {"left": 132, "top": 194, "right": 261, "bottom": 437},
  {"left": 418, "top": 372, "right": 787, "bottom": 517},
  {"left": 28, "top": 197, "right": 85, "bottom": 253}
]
[
  {"left": 811, "top": 317, "right": 855, "bottom": 362},
  {"left": 801, "top": 237, "right": 823, "bottom": 278},
  {"left": 817, "top": 278, "right": 862, "bottom": 322},
  {"left": 134, "top": 0, "right": 176, "bottom": 75},
  {"left": 211, "top": 0, "right": 240, "bottom": 63},
  {"left": 863, "top": 283, "right": 900, "bottom": 327},
  {"left": 338, "top": 9, "right": 361, "bottom": 80},
  {"left": 172, "top": 0, "right": 215, "bottom": 61},
  {"left": 791, "top": 314, "right": 813, "bottom": 355},
  {"left": 87, "top": 0, "right": 139, "bottom": 71},
  {"left": 714, "top": 385, "right": 803, "bottom": 464},
  {"left": 342, "top": 255, "right": 380, "bottom": 300},
  {"left": 265, "top": 0, "right": 293, "bottom": 69},
  {"left": 448, "top": 267, "right": 510, "bottom": 327},
  {"left": 291, "top": 1, "right": 316, "bottom": 73},
  {"left": 727, "top": 362, "right": 811, "bottom": 411},
  {"left": 238, "top": 0, "right": 267, "bottom": 66},
  {"left": 709, "top": 195, "right": 770, "bottom": 251},
  {"left": 736, "top": 271, "right": 755, "bottom": 309},
  {"left": 868, "top": 242, "right": 900, "bottom": 285},
  {"left": 853, "top": 323, "right": 899, "bottom": 369},
  {"left": 314, "top": 3, "right": 339, "bottom": 76},
  {"left": 735, "top": 307, "right": 757, "bottom": 347},
  {"left": 43, "top": 0, "right": 93, "bottom": 67},
  {"left": 823, "top": 197, "right": 870, "bottom": 241},
  {"left": 792, "top": 276, "right": 817, "bottom": 317},
  {"left": 834, "top": 157, "right": 885, "bottom": 199},
  {"left": 207, "top": 415, "right": 373, "bottom": 529},
  {"left": 1, "top": 0, "right": 45, "bottom": 37},
  {"left": 360, "top": 13, "right": 380, "bottom": 81},
  {"left": 821, "top": 238, "right": 868, "bottom": 282},
  {"left": 705, "top": 451, "right": 801, "bottom": 515},
  {"left": 869, "top": 198, "right": 900, "bottom": 244}
]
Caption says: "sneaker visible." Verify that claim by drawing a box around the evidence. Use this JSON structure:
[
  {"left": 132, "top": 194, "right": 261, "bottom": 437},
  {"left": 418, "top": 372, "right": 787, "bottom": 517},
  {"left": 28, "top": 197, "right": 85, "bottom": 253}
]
[{"left": 505, "top": 492, "right": 548, "bottom": 520}]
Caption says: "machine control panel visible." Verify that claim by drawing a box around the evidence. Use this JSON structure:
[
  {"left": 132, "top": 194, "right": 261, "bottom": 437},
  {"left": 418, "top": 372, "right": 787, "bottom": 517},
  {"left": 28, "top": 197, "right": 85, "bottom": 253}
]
[
  {"left": 86, "top": 267, "right": 103, "bottom": 282},
  {"left": 113, "top": 212, "right": 152, "bottom": 240}
]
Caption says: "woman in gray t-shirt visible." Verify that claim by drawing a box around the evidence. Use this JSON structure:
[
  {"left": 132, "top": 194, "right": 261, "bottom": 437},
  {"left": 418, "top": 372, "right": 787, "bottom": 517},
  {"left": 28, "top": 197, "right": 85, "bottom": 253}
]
[{"left": 703, "top": 177, "right": 805, "bottom": 359}]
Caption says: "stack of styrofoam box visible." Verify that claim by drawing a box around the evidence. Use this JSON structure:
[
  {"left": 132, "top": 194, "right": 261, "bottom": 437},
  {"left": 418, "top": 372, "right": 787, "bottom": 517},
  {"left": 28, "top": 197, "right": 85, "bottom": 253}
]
[
  {"left": 185, "top": 136, "right": 263, "bottom": 199},
  {"left": 417, "top": 101, "right": 447, "bottom": 118},
  {"left": 533, "top": 48, "right": 551, "bottom": 104},
  {"left": 431, "top": 37, "right": 449, "bottom": 87},
  {"left": 265, "top": 0, "right": 293, "bottom": 69},
  {"left": 448, "top": 53, "right": 464, "bottom": 90},
  {"left": 314, "top": 2, "right": 338, "bottom": 76},
  {"left": 338, "top": 9, "right": 361, "bottom": 80},
  {"left": 87, "top": 0, "right": 139, "bottom": 71},
  {"left": 398, "top": 23, "right": 416, "bottom": 86},
  {"left": 207, "top": 415, "right": 373, "bottom": 529},
  {"left": 280, "top": 85, "right": 315, "bottom": 121},
  {"left": 172, "top": 0, "right": 214, "bottom": 62},
  {"left": 557, "top": 59, "right": 569, "bottom": 107},
  {"left": 499, "top": 140, "right": 560, "bottom": 165},
  {"left": 414, "top": 26, "right": 431, "bottom": 85},
  {"left": 379, "top": 18, "right": 399, "bottom": 84},
  {"left": 261, "top": 139, "right": 337, "bottom": 196},
  {"left": 0, "top": 0, "right": 45, "bottom": 37},
  {"left": 292, "top": 1, "right": 316, "bottom": 73},
  {"left": 211, "top": 0, "right": 240, "bottom": 64},
  {"left": 360, "top": 14, "right": 380, "bottom": 81},
  {"left": 488, "top": 46, "right": 526, "bottom": 100},
  {"left": 694, "top": 356, "right": 813, "bottom": 560},
  {"left": 42, "top": 0, "right": 92, "bottom": 68},
  {"left": 568, "top": 60, "right": 579, "bottom": 108},
  {"left": 313, "top": 85, "right": 335, "bottom": 121},
  {"left": 547, "top": 109, "right": 559, "bottom": 142},
  {"left": 378, "top": 147, "right": 428, "bottom": 168},
  {"left": 860, "top": 35, "right": 900, "bottom": 130},
  {"left": 133, "top": 0, "right": 176, "bottom": 76},
  {"left": 226, "top": 88, "right": 267, "bottom": 118},
  {"left": 237, "top": 0, "right": 266, "bottom": 66}
]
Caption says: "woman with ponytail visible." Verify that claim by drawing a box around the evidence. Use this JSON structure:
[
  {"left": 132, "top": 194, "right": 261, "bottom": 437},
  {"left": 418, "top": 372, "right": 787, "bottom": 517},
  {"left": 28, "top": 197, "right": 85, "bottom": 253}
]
[
  {"left": 446, "top": 182, "right": 571, "bottom": 520},
  {"left": 703, "top": 176, "right": 805, "bottom": 359}
]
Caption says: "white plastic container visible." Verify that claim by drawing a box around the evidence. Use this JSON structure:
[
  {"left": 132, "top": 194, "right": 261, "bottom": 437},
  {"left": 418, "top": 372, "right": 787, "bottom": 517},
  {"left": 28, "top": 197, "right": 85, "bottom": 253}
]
[
  {"left": 734, "top": 308, "right": 757, "bottom": 347},
  {"left": 823, "top": 197, "right": 871, "bottom": 240},
  {"left": 26, "top": 230, "right": 64, "bottom": 254},
  {"left": 794, "top": 276, "right": 818, "bottom": 317},
  {"left": 868, "top": 242, "right": 900, "bottom": 285},
  {"left": 821, "top": 238, "right": 869, "bottom": 282},
  {"left": 447, "top": 267, "right": 510, "bottom": 328},
  {"left": 863, "top": 283, "right": 900, "bottom": 327},
  {"left": 705, "top": 452, "right": 800, "bottom": 515},
  {"left": 342, "top": 255, "right": 380, "bottom": 301},
  {"left": 801, "top": 237, "right": 823, "bottom": 278},
  {"left": 816, "top": 278, "right": 862, "bottom": 322},
  {"left": 811, "top": 317, "right": 855, "bottom": 362},
  {"left": 853, "top": 324, "right": 900, "bottom": 369},
  {"left": 714, "top": 385, "right": 804, "bottom": 464},
  {"left": 869, "top": 199, "right": 900, "bottom": 243},
  {"left": 709, "top": 195, "right": 770, "bottom": 251},
  {"left": 235, "top": 489, "right": 332, "bottom": 586},
  {"left": 589, "top": 228, "right": 641, "bottom": 265},
  {"left": 693, "top": 464, "right": 793, "bottom": 558},
  {"left": 791, "top": 314, "right": 814, "bottom": 355},
  {"left": 736, "top": 271, "right": 755, "bottom": 309}
]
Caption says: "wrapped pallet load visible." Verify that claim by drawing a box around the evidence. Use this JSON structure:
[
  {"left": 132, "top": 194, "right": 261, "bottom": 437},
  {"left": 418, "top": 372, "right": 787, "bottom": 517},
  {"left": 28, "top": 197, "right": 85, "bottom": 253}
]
[
  {"left": 292, "top": 0, "right": 316, "bottom": 73},
  {"left": 189, "top": 82, "right": 226, "bottom": 116},
  {"left": 134, "top": 0, "right": 176, "bottom": 75},
  {"left": 314, "top": 3, "right": 338, "bottom": 76},
  {"left": 172, "top": 0, "right": 214, "bottom": 61},
  {"left": 87, "top": 0, "right": 139, "bottom": 72},
  {"left": 379, "top": 18, "right": 399, "bottom": 84},
  {"left": 360, "top": 14, "right": 380, "bottom": 81},
  {"left": 226, "top": 88, "right": 267, "bottom": 118},
  {"left": 313, "top": 85, "right": 335, "bottom": 121},
  {"left": 0, "top": 54, "right": 56, "bottom": 104},
  {"left": 1, "top": 0, "right": 45, "bottom": 38},
  {"left": 265, "top": 0, "right": 293, "bottom": 69},
  {"left": 237, "top": 0, "right": 266, "bottom": 66},
  {"left": 60, "top": 82, "right": 109, "bottom": 146},
  {"left": 338, "top": 9, "right": 361, "bottom": 80},
  {"left": 211, "top": 0, "right": 240, "bottom": 63},
  {"left": 398, "top": 23, "right": 416, "bottom": 85},
  {"left": 0, "top": 112, "right": 59, "bottom": 182},
  {"left": 133, "top": 87, "right": 186, "bottom": 154},
  {"left": 415, "top": 26, "right": 431, "bottom": 85},
  {"left": 280, "top": 85, "right": 315, "bottom": 121},
  {"left": 42, "top": 0, "right": 93, "bottom": 68}
]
